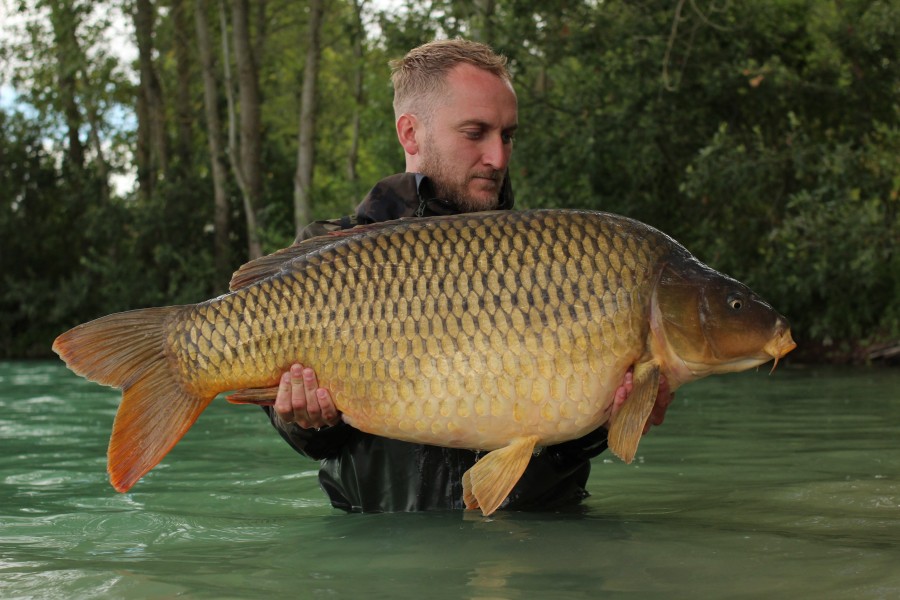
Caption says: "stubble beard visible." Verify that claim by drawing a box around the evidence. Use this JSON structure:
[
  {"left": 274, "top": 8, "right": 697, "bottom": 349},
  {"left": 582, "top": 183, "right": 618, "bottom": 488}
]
[{"left": 420, "top": 148, "right": 503, "bottom": 213}]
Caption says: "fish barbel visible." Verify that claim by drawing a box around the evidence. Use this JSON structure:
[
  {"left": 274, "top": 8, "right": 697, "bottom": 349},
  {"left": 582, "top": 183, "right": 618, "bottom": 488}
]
[{"left": 53, "top": 209, "right": 796, "bottom": 515}]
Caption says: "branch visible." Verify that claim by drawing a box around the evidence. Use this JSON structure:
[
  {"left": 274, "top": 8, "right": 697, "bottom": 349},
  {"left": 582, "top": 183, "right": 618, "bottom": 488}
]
[
  {"left": 661, "top": 0, "right": 687, "bottom": 92},
  {"left": 689, "top": 0, "right": 732, "bottom": 32},
  {"left": 219, "top": 0, "right": 247, "bottom": 199}
]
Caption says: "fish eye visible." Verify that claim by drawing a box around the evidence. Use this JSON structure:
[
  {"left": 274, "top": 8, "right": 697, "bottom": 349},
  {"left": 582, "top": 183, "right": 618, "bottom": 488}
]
[{"left": 727, "top": 293, "right": 744, "bottom": 311}]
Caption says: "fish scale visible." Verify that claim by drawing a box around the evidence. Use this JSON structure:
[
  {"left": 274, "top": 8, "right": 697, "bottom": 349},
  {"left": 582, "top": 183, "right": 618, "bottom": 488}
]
[
  {"left": 53, "top": 209, "right": 796, "bottom": 514},
  {"left": 170, "top": 211, "right": 653, "bottom": 449}
]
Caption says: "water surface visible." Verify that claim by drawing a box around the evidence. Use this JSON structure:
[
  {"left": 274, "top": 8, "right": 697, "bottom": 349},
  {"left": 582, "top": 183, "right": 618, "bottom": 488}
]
[{"left": 1, "top": 361, "right": 898, "bottom": 599}]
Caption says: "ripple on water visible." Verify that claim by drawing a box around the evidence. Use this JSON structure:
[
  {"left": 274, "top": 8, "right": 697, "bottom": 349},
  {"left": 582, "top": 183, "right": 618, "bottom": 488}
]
[
  {"left": 764, "top": 477, "right": 899, "bottom": 514},
  {"left": 760, "top": 477, "right": 900, "bottom": 545},
  {"left": 4, "top": 471, "right": 72, "bottom": 487},
  {"left": 2, "top": 362, "right": 899, "bottom": 599}
]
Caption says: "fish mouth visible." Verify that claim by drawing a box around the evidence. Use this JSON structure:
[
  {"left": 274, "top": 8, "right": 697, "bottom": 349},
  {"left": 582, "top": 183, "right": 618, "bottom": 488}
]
[
  {"left": 764, "top": 327, "right": 797, "bottom": 360},
  {"left": 763, "top": 326, "right": 797, "bottom": 373}
]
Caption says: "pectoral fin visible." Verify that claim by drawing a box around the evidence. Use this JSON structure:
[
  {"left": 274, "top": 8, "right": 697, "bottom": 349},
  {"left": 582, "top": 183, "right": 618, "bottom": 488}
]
[
  {"left": 608, "top": 362, "right": 660, "bottom": 464},
  {"left": 462, "top": 435, "right": 540, "bottom": 516}
]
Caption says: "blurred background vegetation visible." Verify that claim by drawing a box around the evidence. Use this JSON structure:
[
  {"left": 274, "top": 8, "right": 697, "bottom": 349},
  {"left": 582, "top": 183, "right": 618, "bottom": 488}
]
[{"left": 1, "top": 0, "right": 897, "bottom": 363}]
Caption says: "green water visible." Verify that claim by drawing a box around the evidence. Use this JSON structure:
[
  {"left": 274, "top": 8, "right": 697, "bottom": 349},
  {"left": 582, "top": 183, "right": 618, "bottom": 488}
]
[{"left": 1, "top": 361, "right": 898, "bottom": 599}]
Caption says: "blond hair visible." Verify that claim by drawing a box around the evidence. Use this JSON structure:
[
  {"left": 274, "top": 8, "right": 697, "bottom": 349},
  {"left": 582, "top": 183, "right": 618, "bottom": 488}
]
[{"left": 390, "top": 38, "right": 512, "bottom": 121}]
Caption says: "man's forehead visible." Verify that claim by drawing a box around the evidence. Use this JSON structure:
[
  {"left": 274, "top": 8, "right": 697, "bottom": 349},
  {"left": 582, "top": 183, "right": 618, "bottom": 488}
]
[
  {"left": 444, "top": 63, "right": 515, "bottom": 95},
  {"left": 438, "top": 65, "right": 517, "bottom": 124}
]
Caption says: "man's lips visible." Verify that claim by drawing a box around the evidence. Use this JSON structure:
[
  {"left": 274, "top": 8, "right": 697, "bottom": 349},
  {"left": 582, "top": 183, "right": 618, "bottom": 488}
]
[{"left": 471, "top": 173, "right": 500, "bottom": 186}]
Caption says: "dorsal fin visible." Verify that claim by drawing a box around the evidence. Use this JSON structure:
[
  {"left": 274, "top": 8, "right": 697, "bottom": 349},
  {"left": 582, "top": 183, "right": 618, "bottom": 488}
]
[
  {"left": 228, "top": 234, "right": 342, "bottom": 291},
  {"left": 229, "top": 221, "right": 416, "bottom": 291},
  {"left": 228, "top": 211, "right": 510, "bottom": 291},
  {"left": 229, "top": 245, "right": 299, "bottom": 292}
]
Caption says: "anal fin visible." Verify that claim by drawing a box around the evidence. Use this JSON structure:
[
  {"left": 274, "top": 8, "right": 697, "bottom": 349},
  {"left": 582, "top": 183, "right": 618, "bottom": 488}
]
[
  {"left": 462, "top": 435, "right": 540, "bottom": 516},
  {"left": 608, "top": 362, "right": 660, "bottom": 464},
  {"left": 227, "top": 387, "right": 278, "bottom": 405}
]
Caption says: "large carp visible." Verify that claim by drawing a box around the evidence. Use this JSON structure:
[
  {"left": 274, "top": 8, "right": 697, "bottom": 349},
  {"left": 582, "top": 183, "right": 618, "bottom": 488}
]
[{"left": 53, "top": 209, "right": 795, "bottom": 515}]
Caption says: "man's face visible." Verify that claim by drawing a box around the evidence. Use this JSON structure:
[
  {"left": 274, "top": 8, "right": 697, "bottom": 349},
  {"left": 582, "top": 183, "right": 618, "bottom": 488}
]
[{"left": 418, "top": 64, "right": 518, "bottom": 212}]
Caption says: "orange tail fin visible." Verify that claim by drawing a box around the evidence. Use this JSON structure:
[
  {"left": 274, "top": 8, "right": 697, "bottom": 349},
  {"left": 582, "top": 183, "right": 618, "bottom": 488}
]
[{"left": 52, "top": 307, "right": 214, "bottom": 492}]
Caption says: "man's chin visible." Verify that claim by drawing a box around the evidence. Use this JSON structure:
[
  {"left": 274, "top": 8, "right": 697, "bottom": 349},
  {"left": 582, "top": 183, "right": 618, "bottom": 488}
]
[
  {"left": 464, "top": 195, "right": 500, "bottom": 212},
  {"left": 465, "top": 184, "right": 501, "bottom": 210}
]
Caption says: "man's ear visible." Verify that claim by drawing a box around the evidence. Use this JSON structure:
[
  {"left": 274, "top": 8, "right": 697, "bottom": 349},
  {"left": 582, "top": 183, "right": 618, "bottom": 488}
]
[{"left": 396, "top": 113, "right": 420, "bottom": 156}]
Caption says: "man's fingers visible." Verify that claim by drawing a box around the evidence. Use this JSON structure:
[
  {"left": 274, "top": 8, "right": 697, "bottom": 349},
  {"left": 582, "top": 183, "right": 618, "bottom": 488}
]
[
  {"left": 623, "top": 369, "right": 634, "bottom": 395},
  {"left": 301, "top": 367, "right": 322, "bottom": 424},
  {"left": 302, "top": 366, "right": 318, "bottom": 396},
  {"left": 316, "top": 388, "right": 341, "bottom": 426},
  {"left": 284, "top": 364, "right": 309, "bottom": 426},
  {"left": 273, "top": 362, "right": 341, "bottom": 429},
  {"left": 274, "top": 371, "right": 294, "bottom": 419},
  {"left": 648, "top": 391, "right": 674, "bottom": 427},
  {"left": 644, "top": 377, "right": 675, "bottom": 433}
]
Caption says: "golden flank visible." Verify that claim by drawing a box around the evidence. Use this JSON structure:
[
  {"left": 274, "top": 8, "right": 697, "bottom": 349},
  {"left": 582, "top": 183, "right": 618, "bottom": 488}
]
[{"left": 53, "top": 210, "right": 796, "bottom": 515}]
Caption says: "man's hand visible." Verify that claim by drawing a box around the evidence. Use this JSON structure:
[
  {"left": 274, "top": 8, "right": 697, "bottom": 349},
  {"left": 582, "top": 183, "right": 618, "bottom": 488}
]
[
  {"left": 274, "top": 363, "right": 341, "bottom": 429},
  {"left": 604, "top": 368, "right": 674, "bottom": 435},
  {"left": 643, "top": 373, "right": 673, "bottom": 434}
]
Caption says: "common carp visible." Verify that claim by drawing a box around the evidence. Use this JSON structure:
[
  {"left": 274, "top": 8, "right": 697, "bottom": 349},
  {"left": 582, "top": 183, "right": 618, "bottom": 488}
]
[{"left": 53, "top": 209, "right": 795, "bottom": 515}]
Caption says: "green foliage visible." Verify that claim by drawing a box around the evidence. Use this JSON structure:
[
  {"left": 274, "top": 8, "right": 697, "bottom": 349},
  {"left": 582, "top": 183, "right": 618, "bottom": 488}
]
[
  {"left": 765, "top": 118, "right": 900, "bottom": 348},
  {"left": 670, "top": 0, "right": 900, "bottom": 358},
  {"left": 0, "top": 109, "right": 102, "bottom": 356},
  {"left": 501, "top": 0, "right": 900, "bottom": 358},
  {"left": 680, "top": 115, "right": 900, "bottom": 354},
  {"left": 1, "top": 0, "right": 898, "bottom": 361}
]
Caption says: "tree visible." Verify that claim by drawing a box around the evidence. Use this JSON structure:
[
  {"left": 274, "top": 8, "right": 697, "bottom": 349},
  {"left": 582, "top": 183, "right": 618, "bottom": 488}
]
[
  {"left": 229, "top": 0, "right": 264, "bottom": 258},
  {"left": 171, "top": 0, "right": 194, "bottom": 174},
  {"left": 293, "top": 0, "right": 325, "bottom": 235},
  {"left": 133, "top": 0, "right": 168, "bottom": 199},
  {"left": 346, "top": 0, "right": 366, "bottom": 185},
  {"left": 195, "top": 0, "right": 233, "bottom": 281},
  {"left": 1, "top": 0, "right": 897, "bottom": 361},
  {"left": 47, "top": 0, "right": 85, "bottom": 173}
]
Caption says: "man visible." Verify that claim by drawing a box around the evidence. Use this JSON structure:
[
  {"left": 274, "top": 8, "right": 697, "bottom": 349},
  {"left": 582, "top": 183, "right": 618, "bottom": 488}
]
[{"left": 264, "top": 38, "right": 673, "bottom": 512}]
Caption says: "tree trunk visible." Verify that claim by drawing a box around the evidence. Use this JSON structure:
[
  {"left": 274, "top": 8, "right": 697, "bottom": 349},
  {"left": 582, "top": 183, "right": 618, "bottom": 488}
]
[
  {"left": 195, "top": 0, "right": 232, "bottom": 281},
  {"left": 293, "top": 0, "right": 325, "bottom": 236},
  {"left": 171, "top": 0, "right": 194, "bottom": 174},
  {"left": 133, "top": 0, "right": 168, "bottom": 197},
  {"left": 471, "top": 0, "right": 496, "bottom": 44},
  {"left": 253, "top": 0, "right": 267, "bottom": 73},
  {"left": 230, "top": 0, "right": 263, "bottom": 258},
  {"left": 84, "top": 89, "right": 111, "bottom": 203},
  {"left": 48, "top": 0, "right": 85, "bottom": 174},
  {"left": 346, "top": 0, "right": 365, "bottom": 187},
  {"left": 134, "top": 73, "right": 152, "bottom": 202}
]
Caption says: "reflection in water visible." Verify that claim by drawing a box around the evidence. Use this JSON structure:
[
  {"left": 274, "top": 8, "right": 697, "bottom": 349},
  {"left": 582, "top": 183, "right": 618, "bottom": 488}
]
[
  {"left": 467, "top": 562, "right": 517, "bottom": 599},
  {"left": 1, "top": 361, "right": 898, "bottom": 599}
]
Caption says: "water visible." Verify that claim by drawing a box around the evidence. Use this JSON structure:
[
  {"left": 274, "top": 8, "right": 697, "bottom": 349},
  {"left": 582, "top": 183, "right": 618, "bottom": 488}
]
[{"left": 1, "top": 361, "right": 898, "bottom": 599}]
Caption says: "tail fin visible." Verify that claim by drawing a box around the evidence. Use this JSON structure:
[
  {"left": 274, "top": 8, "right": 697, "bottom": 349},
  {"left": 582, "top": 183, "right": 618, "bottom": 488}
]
[{"left": 52, "top": 307, "right": 215, "bottom": 492}]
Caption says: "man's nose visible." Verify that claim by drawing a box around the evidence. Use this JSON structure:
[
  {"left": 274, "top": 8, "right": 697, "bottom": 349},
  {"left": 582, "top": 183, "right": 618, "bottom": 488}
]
[{"left": 481, "top": 134, "right": 511, "bottom": 170}]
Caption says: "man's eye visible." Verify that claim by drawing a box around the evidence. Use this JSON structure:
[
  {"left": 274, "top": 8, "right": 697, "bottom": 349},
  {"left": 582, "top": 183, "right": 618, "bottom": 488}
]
[
  {"left": 502, "top": 132, "right": 516, "bottom": 144},
  {"left": 464, "top": 130, "right": 482, "bottom": 140}
]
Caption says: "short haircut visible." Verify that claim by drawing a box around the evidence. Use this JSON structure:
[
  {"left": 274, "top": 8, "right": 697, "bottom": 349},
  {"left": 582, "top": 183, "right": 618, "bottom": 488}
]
[{"left": 390, "top": 38, "right": 512, "bottom": 122}]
